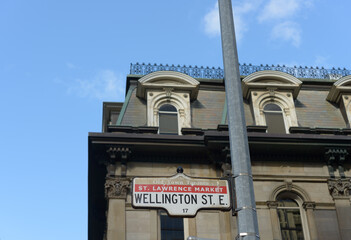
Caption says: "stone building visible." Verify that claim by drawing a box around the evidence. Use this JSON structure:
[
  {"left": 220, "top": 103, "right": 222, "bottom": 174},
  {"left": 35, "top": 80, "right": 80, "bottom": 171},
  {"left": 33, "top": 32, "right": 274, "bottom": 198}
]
[{"left": 88, "top": 63, "right": 351, "bottom": 240}]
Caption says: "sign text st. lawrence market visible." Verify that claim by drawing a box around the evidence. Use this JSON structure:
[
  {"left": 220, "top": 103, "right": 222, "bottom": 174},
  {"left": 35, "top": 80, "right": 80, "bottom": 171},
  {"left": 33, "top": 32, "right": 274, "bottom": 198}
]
[{"left": 132, "top": 173, "right": 231, "bottom": 216}]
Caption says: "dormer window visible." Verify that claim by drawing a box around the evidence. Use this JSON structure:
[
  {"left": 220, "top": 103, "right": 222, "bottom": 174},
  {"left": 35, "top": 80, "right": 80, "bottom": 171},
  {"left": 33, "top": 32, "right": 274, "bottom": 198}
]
[
  {"left": 136, "top": 71, "right": 200, "bottom": 135},
  {"left": 159, "top": 104, "right": 178, "bottom": 135},
  {"left": 264, "top": 103, "right": 286, "bottom": 134},
  {"left": 326, "top": 75, "right": 351, "bottom": 127},
  {"left": 242, "top": 70, "right": 302, "bottom": 133}
]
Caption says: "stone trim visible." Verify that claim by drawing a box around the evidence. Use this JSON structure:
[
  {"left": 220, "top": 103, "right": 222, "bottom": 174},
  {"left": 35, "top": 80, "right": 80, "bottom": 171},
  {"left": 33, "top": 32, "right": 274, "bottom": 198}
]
[
  {"left": 266, "top": 201, "right": 279, "bottom": 209},
  {"left": 269, "top": 181, "right": 311, "bottom": 202},
  {"left": 303, "top": 202, "right": 316, "bottom": 210},
  {"left": 136, "top": 71, "right": 200, "bottom": 100},
  {"left": 105, "top": 177, "right": 131, "bottom": 199},
  {"left": 326, "top": 75, "right": 351, "bottom": 103},
  {"left": 242, "top": 70, "right": 302, "bottom": 99}
]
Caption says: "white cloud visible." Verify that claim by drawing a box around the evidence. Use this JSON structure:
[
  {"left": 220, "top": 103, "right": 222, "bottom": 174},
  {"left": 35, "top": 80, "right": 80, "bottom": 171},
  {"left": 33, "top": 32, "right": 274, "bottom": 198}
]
[
  {"left": 65, "top": 69, "right": 125, "bottom": 101},
  {"left": 203, "top": 3, "right": 220, "bottom": 37},
  {"left": 203, "top": 1, "right": 261, "bottom": 41},
  {"left": 258, "top": 0, "right": 313, "bottom": 22},
  {"left": 258, "top": 0, "right": 299, "bottom": 22},
  {"left": 271, "top": 21, "right": 301, "bottom": 47}
]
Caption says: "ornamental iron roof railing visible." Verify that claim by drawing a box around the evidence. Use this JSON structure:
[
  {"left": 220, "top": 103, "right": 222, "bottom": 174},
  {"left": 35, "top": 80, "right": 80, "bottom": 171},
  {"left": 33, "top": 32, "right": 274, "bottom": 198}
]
[{"left": 130, "top": 62, "right": 351, "bottom": 80}]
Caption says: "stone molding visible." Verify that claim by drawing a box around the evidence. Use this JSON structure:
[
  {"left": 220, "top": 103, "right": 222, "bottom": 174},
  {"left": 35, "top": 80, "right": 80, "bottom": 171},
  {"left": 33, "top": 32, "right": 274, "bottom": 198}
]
[
  {"left": 136, "top": 71, "right": 200, "bottom": 100},
  {"left": 326, "top": 75, "right": 351, "bottom": 103},
  {"left": 303, "top": 202, "right": 316, "bottom": 210},
  {"left": 266, "top": 201, "right": 279, "bottom": 209},
  {"left": 328, "top": 178, "right": 351, "bottom": 199},
  {"left": 105, "top": 177, "right": 131, "bottom": 199},
  {"left": 242, "top": 70, "right": 302, "bottom": 99},
  {"left": 269, "top": 181, "right": 311, "bottom": 202}
]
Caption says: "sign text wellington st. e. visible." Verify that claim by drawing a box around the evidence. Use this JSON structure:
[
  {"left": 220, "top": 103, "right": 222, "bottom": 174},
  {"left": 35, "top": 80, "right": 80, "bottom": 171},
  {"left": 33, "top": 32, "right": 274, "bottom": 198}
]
[{"left": 132, "top": 173, "right": 231, "bottom": 216}]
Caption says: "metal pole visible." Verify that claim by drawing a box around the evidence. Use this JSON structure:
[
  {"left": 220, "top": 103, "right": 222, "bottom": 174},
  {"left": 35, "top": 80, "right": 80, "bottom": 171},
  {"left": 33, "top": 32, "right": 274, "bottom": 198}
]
[{"left": 218, "top": 0, "right": 260, "bottom": 239}]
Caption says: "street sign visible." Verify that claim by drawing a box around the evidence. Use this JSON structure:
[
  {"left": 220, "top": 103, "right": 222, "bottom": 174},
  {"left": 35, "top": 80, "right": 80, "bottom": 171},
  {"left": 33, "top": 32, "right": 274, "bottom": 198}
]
[{"left": 132, "top": 173, "right": 231, "bottom": 217}]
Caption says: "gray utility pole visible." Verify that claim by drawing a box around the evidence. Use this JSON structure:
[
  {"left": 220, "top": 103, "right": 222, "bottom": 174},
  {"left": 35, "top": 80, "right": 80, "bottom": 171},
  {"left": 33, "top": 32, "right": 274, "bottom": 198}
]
[{"left": 218, "top": 0, "right": 260, "bottom": 239}]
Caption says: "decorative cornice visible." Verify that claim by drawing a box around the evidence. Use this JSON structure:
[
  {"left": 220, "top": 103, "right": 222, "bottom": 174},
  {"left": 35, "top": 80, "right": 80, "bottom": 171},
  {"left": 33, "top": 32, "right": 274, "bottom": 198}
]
[
  {"left": 105, "top": 177, "right": 131, "bottom": 199},
  {"left": 325, "top": 147, "right": 349, "bottom": 165},
  {"left": 106, "top": 146, "right": 131, "bottom": 162},
  {"left": 328, "top": 178, "right": 351, "bottom": 199},
  {"left": 106, "top": 146, "right": 132, "bottom": 177}
]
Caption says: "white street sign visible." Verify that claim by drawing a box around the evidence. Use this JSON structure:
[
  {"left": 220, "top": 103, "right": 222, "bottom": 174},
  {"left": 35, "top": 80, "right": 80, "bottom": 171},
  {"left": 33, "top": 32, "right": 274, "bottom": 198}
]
[{"left": 132, "top": 173, "right": 231, "bottom": 217}]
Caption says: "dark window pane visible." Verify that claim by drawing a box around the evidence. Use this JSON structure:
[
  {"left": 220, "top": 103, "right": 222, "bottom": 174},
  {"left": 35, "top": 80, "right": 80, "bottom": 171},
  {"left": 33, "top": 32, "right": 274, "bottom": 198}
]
[
  {"left": 277, "top": 208, "right": 304, "bottom": 240},
  {"left": 264, "top": 103, "right": 282, "bottom": 111},
  {"left": 278, "top": 198, "right": 299, "bottom": 207},
  {"left": 159, "top": 104, "right": 177, "bottom": 112},
  {"left": 110, "top": 111, "right": 119, "bottom": 125},
  {"left": 159, "top": 113, "right": 178, "bottom": 134},
  {"left": 161, "top": 213, "right": 184, "bottom": 240},
  {"left": 265, "top": 112, "right": 285, "bottom": 133}
]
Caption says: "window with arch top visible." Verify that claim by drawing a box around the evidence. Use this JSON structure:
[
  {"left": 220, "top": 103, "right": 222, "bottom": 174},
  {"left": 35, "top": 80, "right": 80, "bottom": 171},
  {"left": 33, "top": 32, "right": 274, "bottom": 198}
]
[
  {"left": 264, "top": 103, "right": 286, "bottom": 134},
  {"left": 158, "top": 104, "right": 179, "bottom": 135},
  {"left": 242, "top": 70, "right": 302, "bottom": 134},
  {"left": 276, "top": 192, "right": 307, "bottom": 240}
]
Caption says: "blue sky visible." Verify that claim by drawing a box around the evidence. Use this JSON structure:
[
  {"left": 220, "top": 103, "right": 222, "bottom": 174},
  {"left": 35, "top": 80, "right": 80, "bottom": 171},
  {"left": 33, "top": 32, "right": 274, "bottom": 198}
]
[{"left": 0, "top": 0, "right": 350, "bottom": 239}]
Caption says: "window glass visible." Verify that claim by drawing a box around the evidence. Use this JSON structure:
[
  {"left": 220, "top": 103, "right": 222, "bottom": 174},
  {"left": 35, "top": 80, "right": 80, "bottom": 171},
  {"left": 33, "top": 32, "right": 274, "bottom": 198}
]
[
  {"left": 160, "top": 211, "right": 184, "bottom": 240},
  {"left": 159, "top": 104, "right": 177, "bottom": 112},
  {"left": 277, "top": 198, "right": 304, "bottom": 240},
  {"left": 159, "top": 104, "right": 178, "bottom": 135},
  {"left": 264, "top": 103, "right": 286, "bottom": 133}
]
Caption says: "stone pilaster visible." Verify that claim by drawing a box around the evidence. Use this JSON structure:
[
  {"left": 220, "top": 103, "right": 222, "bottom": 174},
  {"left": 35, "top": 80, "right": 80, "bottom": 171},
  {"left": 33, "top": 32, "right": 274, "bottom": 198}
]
[
  {"left": 303, "top": 202, "right": 318, "bottom": 240},
  {"left": 328, "top": 178, "right": 351, "bottom": 240},
  {"left": 267, "top": 201, "right": 281, "bottom": 240},
  {"left": 105, "top": 177, "right": 131, "bottom": 240}
]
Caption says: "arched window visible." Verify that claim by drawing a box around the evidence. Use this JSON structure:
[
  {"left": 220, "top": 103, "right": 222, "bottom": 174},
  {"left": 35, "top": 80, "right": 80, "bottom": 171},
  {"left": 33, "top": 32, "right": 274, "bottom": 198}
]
[
  {"left": 158, "top": 104, "right": 178, "bottom": 135},
  {"left": 264, "top": 103, "right": 286, "bottom": 133},
  {"left": 277, "top": 193, "right": 306, "bottom": 240}
]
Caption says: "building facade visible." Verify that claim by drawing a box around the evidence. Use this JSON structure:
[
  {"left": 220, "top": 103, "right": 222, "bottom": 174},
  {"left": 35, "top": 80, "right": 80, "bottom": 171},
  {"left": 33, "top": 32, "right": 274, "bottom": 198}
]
[{"left": 88, "top": 63, "right": 351, "bottom": 240}]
